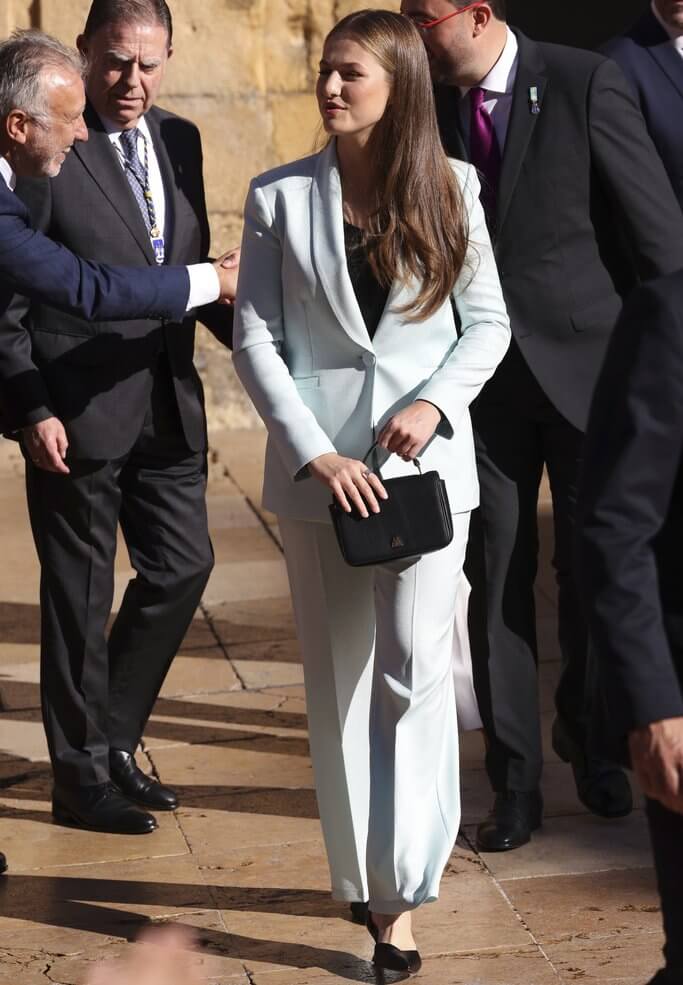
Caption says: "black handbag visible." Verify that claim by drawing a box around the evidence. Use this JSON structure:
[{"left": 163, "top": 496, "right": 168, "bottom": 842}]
[{"left": 328, "top": 447, "right": 454, "bottom": 567}]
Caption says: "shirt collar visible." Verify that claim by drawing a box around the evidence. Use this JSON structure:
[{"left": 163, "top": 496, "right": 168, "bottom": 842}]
[
  {"left": 460, "top": 26, "right": 519, "bottom": 98},
  {"left": 100, "top": 112, "right": 152, "bottom": 146},
  {"left": 0, "top": 156, "right": 17, "bottom": 191},
  {"left": 651, "top": 0, "right": 683, "bottom": 42}
]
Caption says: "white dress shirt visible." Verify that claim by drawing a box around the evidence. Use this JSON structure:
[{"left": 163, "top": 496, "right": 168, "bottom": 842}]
[
  {"left": 0, "top": 157, "right": 16, "bottom": 191},
  {"left": 651, "top": 0, "right": 683, "bottom": 59},
  {"left": 0, "top": 143, "right": 219, "bottom": 311},
  {"left": 459, "top": 27, "right": 519, "bottom": 152}
]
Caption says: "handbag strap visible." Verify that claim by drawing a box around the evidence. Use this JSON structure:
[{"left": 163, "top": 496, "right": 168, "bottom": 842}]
[{"left": 362, "top": 442, "right": 423, "bottom": 476}]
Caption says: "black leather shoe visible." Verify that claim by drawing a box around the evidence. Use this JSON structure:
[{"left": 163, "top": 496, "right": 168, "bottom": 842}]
[
  {"left": 476, "top": 790, "right": 543, "bottom": 852},
  {"left": 349, "top": 901, "right": 369, "bottom": 925},
  {"left": 0, "top": 852, "right": 6, "bottom": 874},
  {"left": 552, "top": 720, "right": 633, "bottom": 819},
  {"left": 373, "top": 943, "right": 422, "bottom": 975},
  {"left": 647, "top": 970, "right": 682, "bottom": 985},
  {"left": 110, "top": 750, "right": 178, "bottom": 811},
  {"left": 52, "top": 782, "right": 157, "bottom": 834}
]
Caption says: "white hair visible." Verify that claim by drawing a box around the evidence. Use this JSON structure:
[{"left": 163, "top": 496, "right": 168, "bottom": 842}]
[{"left": 0, "top": 30, "right": 84, "bottom": 124}]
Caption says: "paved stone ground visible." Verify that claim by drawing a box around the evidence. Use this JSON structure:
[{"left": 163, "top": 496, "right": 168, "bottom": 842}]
[{"left": 0, "top": 431, "right": 663, "bottom": 985}]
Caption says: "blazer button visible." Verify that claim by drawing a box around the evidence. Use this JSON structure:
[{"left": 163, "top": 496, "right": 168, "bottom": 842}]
[{"left": 362, "top": 352, "right": 375, "bottom": 366}]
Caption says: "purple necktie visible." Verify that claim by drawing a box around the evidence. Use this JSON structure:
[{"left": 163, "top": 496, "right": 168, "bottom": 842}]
[{"left": 469, "top": 87, "right": 501, "bottom": 227}]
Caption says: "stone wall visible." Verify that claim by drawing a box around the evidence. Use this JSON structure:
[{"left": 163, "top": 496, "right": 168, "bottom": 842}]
[{"left": 2, "top": 0, "right": 400, "bottom": 429}]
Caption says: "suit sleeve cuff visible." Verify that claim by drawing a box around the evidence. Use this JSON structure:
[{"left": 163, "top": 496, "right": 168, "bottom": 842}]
[{"left": 185, "top": 263, "right": 220, "bottom": 311}]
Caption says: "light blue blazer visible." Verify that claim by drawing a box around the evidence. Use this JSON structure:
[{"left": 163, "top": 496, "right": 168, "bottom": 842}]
[{"left": 233, "top": 140, "right": 511, "bottom": 523}]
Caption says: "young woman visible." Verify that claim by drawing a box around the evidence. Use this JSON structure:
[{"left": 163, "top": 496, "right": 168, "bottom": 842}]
[{"left": 233, "top": 9, "right": 510, "bottom": 973}]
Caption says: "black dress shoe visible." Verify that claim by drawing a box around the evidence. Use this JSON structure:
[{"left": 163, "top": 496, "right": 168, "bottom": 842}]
[
  {"left": 373, "top": 943, "right": 422, "bottom": 975},
  {"left": 647, "top": 969, "right": 683, "bottom": 985},
  {"left": 349, "top": 900, "right": 369, "bottom": 925},
  {"left": 52, "top": 782, "right": 157, "bottom": 834},
  {"left": 552, "top": 720, "right": 633, "bottom": 819},
  {"left": 476, "top": 790, "right": 543, "bottom": 852},
  {"left": 0, "top": 852, "right": 6, "bottom": 874},
  {"left": 110, "top": 750, "right": 178, "bottom": 811}
]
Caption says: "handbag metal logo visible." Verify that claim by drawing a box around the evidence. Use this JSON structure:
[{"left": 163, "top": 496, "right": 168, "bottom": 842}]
[{"left": 391, "top": 535, "right": 404, "bottom": 549}]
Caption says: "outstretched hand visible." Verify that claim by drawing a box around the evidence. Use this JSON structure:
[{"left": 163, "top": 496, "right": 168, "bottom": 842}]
[{"left": 214, "top": 248, "right": 241, "bottom": 304}]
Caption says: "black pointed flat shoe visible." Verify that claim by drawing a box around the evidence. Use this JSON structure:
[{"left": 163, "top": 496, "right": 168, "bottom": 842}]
[
  {"left": 349, "top": 900, "right": 369, "bottom": 925},
  {"left": 373, "top": 942, "right": 422, "bottom": 974}
]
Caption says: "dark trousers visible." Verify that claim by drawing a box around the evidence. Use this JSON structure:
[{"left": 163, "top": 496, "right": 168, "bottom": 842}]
[
  {"left": 646, "top": 799, "right": 683, "bottom": 983},
  {"left": 25, "top": 360, "right": 214, "bottom": 789},
  {"left": 466, "top": 343, "right": 588, "bottom": 791}
]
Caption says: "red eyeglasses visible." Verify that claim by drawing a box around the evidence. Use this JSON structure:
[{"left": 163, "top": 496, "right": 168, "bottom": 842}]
[{"left": 411, "top": 2, "right": 485, "bottom": 32}]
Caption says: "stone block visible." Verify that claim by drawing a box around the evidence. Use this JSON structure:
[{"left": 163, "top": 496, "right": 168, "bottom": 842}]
[
  {"left": 164, "top": 93, "right": 274, "bottom": 214},
  {"left": 262, "top": 0, "right": 312, "bottom": 94},
  {"left": 270, "top": 91, "right": 321, "bottom": 164},
  {"left": 336, "top": 0, "right": 401, "bottom": 17},
  {"left": 39, "top": 0, "right": 90, "bottom": 43},
  {"left": 4, "top": 0, "right": 35, "bottom": 34},
  {"left": 164, "top": 1, "right": 265, "bottom": 97}
]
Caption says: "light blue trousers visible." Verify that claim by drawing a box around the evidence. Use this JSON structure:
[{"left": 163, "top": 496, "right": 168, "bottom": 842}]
[{"left": 279, "top": 513, "right": 470, "bottom": 914}]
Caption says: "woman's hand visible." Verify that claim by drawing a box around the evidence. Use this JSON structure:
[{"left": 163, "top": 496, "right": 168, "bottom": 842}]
[
  {"left": 376, "top": 400, "right": 442, "bottom": 461},
  {"left": 308, "top": 453, "right": 388, "bottom": 517},
  {"left": 214, "top": 248, "right": 241, "bottom": 304}
]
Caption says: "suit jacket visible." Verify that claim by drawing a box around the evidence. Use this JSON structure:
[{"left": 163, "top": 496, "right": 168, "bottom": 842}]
[
  {"left": 0, "top": 103, "right": 232, "bottom": 458},
  {"left": 578, "top": 270, "right": 683, "bottom": 758},
  {"left": 233, "top": 142, "right": 511, "bottom": 522},
  {"left": 0, "top": 176, "right": 190, "bottom": 431},
  {"left": 435, "top": 30, "right": 683, "bottom": 431},
  {"left": 602, "top": 10, "right": 683, "bottom": 209}
]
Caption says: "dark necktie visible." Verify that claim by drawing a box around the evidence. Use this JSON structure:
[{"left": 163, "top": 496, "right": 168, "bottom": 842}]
[
  {"left": 469, "top": 87, "right": 502, "bottom": 227},
  {"left": 119, "top": 127, "right": 152, "bottom": 234}
]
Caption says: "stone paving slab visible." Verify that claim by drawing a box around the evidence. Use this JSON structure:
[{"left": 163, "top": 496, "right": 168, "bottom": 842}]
[{"left": 0, "top": 430, "right": 664, "bottom": 985}]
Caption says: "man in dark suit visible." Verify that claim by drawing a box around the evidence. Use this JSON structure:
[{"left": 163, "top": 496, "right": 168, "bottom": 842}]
[
  {"left": 0, "top": 1, "right": 236, "bottom": 836},
  {"left": 602, "top": 1, "right": 683, "bottom": 209},
  {"left": 578, "top": 271, "right": 683, "bottom": 985},
  {"left": 401, "top": 0, "right": 683, "bottom": 851}
]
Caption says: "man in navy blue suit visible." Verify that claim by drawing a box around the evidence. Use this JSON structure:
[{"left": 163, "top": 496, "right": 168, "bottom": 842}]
[
  {"left": 602, "top": 1, "right": 683, "bottom": 209},
  {"left": 0, "top": 29, "right": 237, "bottom": 835}
]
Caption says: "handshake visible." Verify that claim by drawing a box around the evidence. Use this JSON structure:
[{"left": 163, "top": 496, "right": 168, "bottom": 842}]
[{"left": 212, "top": 248, "right": 241, "bottom": 304}]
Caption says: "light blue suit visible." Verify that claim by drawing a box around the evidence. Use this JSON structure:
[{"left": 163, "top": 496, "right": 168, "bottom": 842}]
[{"left": 233, "top": 141, "right": 510, "bottom": 912}]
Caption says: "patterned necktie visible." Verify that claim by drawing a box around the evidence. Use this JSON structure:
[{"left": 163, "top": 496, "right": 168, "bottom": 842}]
[
  {"left": 469, "top": 87, "right": 502, "bottom": 228},
  {"left": 119, "top": 127, "right": 152, "bottom": 233}
]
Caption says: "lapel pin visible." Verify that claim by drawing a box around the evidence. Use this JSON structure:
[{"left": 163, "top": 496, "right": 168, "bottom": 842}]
[{"left": 529, "top": 85, "right": 541, "bottom": 115}]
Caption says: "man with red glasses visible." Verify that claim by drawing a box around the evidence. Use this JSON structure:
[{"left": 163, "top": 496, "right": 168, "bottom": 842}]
[{"left": 402, "top": 0, "right": 683, "bottom": 853}]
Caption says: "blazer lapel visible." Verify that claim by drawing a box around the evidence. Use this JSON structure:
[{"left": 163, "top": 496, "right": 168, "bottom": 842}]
[
  {"left": 496, "top": 31, "right": 547, "bottom": 235},
  {"left": 73, "top": 104, "right": 155, "bottom": 264},
  {"left": 648, "top": 40, "right": 683, "bottom": 102},
  {"left": 310, "top": 141, "right": 373, "bottom": 352}
]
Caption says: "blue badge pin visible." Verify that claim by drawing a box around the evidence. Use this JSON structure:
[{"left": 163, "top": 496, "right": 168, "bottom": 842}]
[{"left": 529, "top": 85, "right": 541, "bottom": 115}]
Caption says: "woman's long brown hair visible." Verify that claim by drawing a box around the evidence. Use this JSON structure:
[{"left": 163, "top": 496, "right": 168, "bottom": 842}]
[{"left": 326, "top": 9, "right": 470, "bottom": 321}]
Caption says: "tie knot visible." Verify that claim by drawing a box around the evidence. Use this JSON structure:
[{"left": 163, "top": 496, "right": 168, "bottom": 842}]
[
  {"left": 470, "top": 87, "right": 487, "bottom": 110},
  {"left": 119, "top": 127, "right": 141, "bottom": 162}
]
